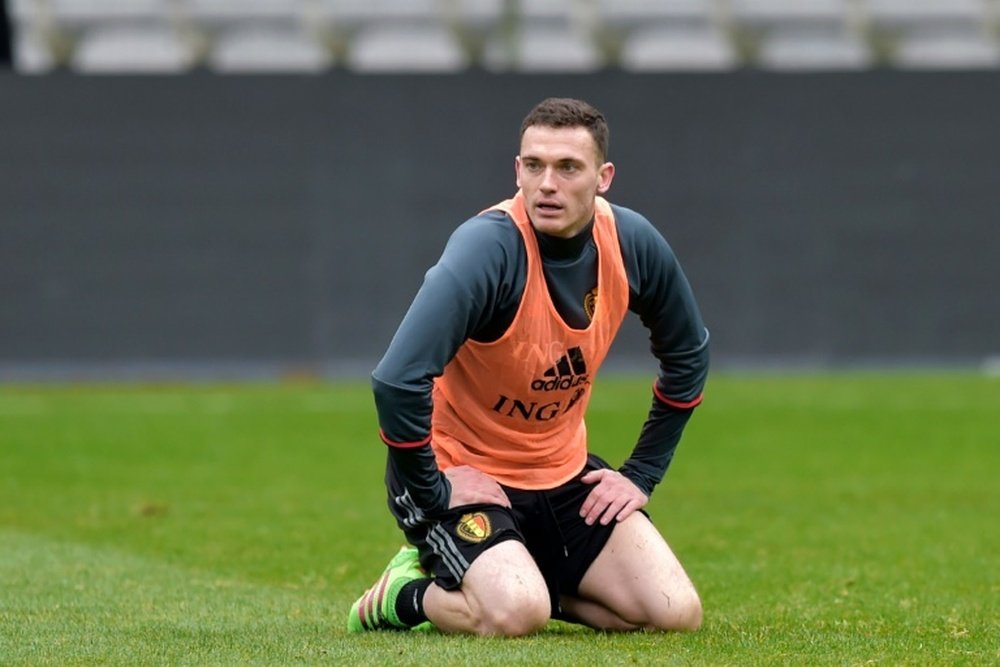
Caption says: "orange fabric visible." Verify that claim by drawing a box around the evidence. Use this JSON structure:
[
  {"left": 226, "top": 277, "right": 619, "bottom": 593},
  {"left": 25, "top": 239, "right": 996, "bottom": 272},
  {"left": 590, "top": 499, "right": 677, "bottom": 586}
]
[{"left": 431, "top": 191, "right": 629, "bottom": 489}]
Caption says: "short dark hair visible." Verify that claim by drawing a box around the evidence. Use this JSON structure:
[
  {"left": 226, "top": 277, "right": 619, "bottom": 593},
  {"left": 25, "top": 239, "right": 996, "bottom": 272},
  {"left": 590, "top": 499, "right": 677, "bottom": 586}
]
[{"left": 519, "top": 97, "right": 609, "bottom": 163}]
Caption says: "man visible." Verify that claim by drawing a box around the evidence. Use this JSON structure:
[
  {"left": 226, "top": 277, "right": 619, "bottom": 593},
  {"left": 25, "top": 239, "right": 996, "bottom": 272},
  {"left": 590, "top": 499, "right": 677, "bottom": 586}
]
[{"left": 348, "top": 97, "right": 709, "bottom": 636}]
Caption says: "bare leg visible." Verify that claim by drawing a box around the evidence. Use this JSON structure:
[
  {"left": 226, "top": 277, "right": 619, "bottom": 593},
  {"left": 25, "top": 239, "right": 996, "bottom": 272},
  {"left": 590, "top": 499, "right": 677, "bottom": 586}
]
[
  {"left": 424, "top": 539, "right": 551, "bottom": 636},
  {"left": 559, "top": 513, "right": 702, "bottom": 631}
]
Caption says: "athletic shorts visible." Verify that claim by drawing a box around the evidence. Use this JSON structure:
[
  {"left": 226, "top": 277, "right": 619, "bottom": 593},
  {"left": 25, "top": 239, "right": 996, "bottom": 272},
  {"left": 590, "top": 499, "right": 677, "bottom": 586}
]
[{"left": 385, "top": 453, "right": 626, "bottom": 615}]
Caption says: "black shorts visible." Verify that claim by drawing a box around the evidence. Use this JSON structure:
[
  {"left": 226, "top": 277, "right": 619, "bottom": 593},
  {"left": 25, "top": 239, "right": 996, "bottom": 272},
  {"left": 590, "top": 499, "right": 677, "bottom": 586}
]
[{"left": 386, "top": 454, "right": 624, "bottom": 614}]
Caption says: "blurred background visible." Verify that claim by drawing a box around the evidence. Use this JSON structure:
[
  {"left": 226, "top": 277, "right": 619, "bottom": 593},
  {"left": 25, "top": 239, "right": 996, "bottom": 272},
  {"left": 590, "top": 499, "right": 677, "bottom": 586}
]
[{"left": 1, "top": 0, "right": 998, "bottom": 382}]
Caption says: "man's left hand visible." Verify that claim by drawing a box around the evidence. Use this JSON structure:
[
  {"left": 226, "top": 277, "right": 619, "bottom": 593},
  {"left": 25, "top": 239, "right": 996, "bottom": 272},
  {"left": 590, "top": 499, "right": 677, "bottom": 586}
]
[{"left": 579, "top": 468, "right": 649, "bottom": 526}]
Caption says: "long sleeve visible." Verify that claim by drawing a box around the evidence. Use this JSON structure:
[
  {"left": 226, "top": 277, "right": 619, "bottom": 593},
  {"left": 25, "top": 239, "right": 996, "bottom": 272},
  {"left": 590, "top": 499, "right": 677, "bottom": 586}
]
[{"left": 612, "top": 204, "right": 710, "bottom": 496}]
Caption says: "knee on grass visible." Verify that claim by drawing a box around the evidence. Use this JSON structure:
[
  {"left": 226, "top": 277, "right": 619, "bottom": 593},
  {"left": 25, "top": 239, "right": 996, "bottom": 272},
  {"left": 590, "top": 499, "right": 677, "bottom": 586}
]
[
  {"left": 475, "top": 590, "right": 550, "bottom": 636},
  {"left": 645, "top": 589, "right": 702, "bottom": 632}
]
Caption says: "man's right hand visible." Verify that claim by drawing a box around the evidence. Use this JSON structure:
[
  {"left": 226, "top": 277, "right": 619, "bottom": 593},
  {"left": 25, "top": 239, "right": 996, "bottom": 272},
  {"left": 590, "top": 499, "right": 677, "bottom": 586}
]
[{"left": 444, "top": 465, "right": 511, "bottom": 508}]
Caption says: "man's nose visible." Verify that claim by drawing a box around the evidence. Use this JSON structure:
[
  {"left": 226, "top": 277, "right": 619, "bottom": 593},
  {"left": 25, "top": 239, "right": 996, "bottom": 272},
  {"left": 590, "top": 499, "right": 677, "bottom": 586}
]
[{"left": 540, "top": 168, "right": 557, "bottom": 192}]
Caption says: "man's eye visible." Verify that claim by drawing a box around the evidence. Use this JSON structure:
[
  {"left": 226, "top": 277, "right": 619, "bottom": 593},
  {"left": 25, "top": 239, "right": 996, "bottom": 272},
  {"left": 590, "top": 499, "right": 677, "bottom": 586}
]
[
  {"left": 525, "top": 162, "right": 542, "bottom": 172},
  {"left": 559, "top": 163, "right": 579, "bottom": 173}
]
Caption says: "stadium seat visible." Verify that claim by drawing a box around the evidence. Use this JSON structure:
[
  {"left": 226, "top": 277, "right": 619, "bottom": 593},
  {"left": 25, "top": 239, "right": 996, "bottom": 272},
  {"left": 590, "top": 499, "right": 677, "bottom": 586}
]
[
  {"left": 892, "top": 33, "right": 1000, "bottom": 70},
  {"left": 731, "top": 0, "right": 850, "bottom": 24},
  {"left": 42, "top": 0, "right": 174, "bottom": 27},
  {"left": 317, "top": 0, "right": 442, "bottom": 28},
  {"left": 756, "top": 30, "right": 870, "bottom": 70},
  {"left": 866, "top": 0, "right": 988, "bottom": 27},
  {"left": 598, "top": 0, "right": 734, "bottom": 71},
  {"left": 866, "top": 0, "right": 998, "bottom": 68},
  {"left": 446, "top": 0, "right": 504, "bottom": 27},
  {"left": 597, "top": 0, "right": 719, "bottom": 27},
  {"left": 482, "top": 21, "right": 604, "bottom": 72},
  {"left": 730, "top": 0, "right": 871, "bottom": 70},
  {"left": 11, "top": 0, "right": 1000, "bottom": 73},
  {"left": 7, "top": 0, "right": 39, "bottom": 23},
  {"left": 519, "top": 0, "right": 584, "bottom": 22},
  {"left": 208, "top": 24, "right": 332, "bottom": 72},
  {"left": 619, "top": 24, "right": 737, "bottom": 71},
  {"left": 70, "top": 24, "right": 194, "bottom": 73},
  {"left": 185, "top": 0, "right": 304, "bottom": 25},
  {"left": 597, "top": 0, "right": 722, "bottom": 47},
  {"left": 346, "top": 21, "right": 469, "bottom": 72}
]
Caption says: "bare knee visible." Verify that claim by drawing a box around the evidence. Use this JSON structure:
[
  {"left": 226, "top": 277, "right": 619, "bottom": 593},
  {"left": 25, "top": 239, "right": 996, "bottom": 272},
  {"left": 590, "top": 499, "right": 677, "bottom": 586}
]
[
  {"left": 476, "top": 588, "right": 550, "bottom": 636},
  {"left": 446, "top": 540, "right": 551, "bottom": 636},
  {"left": 648, "top": 588, "right": 702, "bottom": 632},
  {"left": 674, "top": 589, "right": 703, "bottom": 631}
]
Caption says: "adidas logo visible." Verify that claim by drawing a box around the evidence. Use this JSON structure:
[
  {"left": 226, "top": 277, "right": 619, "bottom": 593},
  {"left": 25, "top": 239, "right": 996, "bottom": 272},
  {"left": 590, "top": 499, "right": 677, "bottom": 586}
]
[
  {"left": 531, "top": 347, "right": 590, "bottom": 392},
  {"left": 492, "top": 347, "right": 590, "bottom": 420}
]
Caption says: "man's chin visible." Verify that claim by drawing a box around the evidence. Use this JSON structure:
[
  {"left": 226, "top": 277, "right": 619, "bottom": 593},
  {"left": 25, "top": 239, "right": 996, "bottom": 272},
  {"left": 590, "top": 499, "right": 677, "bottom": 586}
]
[
  {"left": 532, "top": 220, "right": 568, "bottom": 236},
  {"left": 530, "top": 210, "right": 565, "bottom": 230}
]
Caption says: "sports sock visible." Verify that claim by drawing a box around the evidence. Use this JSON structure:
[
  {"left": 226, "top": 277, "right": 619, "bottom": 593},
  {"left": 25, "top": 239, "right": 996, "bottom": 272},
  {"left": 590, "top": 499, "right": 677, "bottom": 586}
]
[{"left": 395, "top": 578, "right": 432, "bottom": 626}]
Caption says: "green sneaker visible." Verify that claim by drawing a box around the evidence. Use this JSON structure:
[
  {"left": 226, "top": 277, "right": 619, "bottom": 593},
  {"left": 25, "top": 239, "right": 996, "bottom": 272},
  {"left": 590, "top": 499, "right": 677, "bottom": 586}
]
[{"left": 347, "top": 546, "right": 429, "bottom": 632}]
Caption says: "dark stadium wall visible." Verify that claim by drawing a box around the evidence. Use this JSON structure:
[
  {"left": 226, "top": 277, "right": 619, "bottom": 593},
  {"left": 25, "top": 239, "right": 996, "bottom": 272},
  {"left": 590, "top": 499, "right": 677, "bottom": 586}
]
[{"left": 1, "top": 71, "right": 998, "bottom": 380}]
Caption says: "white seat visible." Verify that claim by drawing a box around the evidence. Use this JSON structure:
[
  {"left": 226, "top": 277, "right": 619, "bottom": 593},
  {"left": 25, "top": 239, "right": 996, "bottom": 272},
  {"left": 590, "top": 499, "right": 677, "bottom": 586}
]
[
  {"left": 8, "top": 0, "right": 41, "bottom": 21},
  {"left": 45, "top": 0, "right": 172, "bottom": 25},
  {"left": 598, "top": 0, "right": 722, "bottom": 54},
  {"left": 866, "top": 0, "right": 988, "bottom": 27},
  {"left": 446, "top": 0, "right": 503, "bottom": 27},
  {"left": 483, "top": 22, "right": 603, "bottom": 72},
  {"left": 893, "top": 33, "right": 1000, "bottom": 70},
  {"left": 757, "top": 31, "right": 871, "bottom": 70},
  {"left": 71, "top": 24, "right": 194, "bottom": 72},
  {"left": 867, "top": 0, "right": 995, "bottom": 69},
  {"left": 208, "top": 25, "right": 331, "bottom": 72},
  {"left": 317, "top": 0, "right": 441, "bottom": 27},
  {"left": 598, "top": 0, "right": 730, "bottom": 70},
  {"left": 730, "top": 0, "right": 870, "bottom": 70},
  {"left": 730, "top": 0, "right": 852, "bottom": 26},
  {"left": 520, "top": 0, "right": 582, "bottom": 22},
  {"left": 598, "top": 0, "right": 717, "bottom": 25},
  {"left": 185, "top": 0, "right": 303, "bottom": 25},
  {"left": 619, "top": 24, "right": 737, "bottom": 71},
  {"left": 347, "top": 21, "right": 468, "bottom": 72}
]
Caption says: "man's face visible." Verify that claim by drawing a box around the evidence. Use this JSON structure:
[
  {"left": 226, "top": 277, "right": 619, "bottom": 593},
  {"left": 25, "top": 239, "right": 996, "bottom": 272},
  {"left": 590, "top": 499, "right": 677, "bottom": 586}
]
[{"left": 515, "top": 125, "right": 615, "bottom": 239}]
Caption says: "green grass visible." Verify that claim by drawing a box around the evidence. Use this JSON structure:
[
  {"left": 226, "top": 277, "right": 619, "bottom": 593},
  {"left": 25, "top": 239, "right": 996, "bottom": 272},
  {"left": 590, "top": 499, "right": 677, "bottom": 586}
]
[{"left": 1, "top": 374, "right": 998, "bottom": 665}]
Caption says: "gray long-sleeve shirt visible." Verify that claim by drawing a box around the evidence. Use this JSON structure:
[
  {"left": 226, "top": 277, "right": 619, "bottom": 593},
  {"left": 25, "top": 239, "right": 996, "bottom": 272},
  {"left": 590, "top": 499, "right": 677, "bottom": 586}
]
[{"left": 372, "top": 202, "right": 709, "bottom": 515}]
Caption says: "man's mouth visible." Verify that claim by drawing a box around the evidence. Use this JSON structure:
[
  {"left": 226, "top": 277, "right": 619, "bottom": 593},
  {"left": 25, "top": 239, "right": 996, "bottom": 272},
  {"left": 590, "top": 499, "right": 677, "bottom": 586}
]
[{"left": 536, "top": 201, "right": 563, "bottom": 214}]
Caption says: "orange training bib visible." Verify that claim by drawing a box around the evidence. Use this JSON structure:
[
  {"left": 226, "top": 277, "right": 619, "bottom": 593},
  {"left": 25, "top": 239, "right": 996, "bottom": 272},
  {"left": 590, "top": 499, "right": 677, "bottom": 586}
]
[{"left": 431, "top": 191, "right": 629, "bottom": 489}]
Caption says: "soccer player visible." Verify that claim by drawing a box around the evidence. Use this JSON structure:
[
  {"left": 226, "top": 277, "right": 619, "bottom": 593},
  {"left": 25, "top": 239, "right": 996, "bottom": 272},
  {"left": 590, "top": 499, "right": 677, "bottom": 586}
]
[{"left": 348, "top": 97, "right": 710, "bottom": 636}]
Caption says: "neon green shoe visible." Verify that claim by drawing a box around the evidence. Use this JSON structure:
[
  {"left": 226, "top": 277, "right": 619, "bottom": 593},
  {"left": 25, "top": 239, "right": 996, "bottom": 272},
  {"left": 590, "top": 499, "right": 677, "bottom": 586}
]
[{"left": 347, "top": 546, "right": 429, "bottom": 632}]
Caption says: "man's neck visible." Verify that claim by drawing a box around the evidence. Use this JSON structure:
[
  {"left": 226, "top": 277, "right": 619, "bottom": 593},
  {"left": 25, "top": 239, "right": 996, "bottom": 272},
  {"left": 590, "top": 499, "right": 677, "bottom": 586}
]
[{"left": 533, "top": 218, "right": 594, "bottom": 260}]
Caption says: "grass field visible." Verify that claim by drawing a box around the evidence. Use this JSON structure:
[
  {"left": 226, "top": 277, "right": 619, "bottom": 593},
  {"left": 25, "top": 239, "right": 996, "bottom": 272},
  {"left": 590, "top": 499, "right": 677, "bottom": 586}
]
[{"left": 1, "top": 374, "right": 998, "bottom": 665}]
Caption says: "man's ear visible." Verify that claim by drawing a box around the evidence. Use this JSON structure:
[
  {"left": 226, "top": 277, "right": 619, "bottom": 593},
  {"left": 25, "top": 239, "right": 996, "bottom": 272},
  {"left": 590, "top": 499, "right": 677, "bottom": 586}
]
[
  {"left": 514, "top": 155, "right": 522, "bottom": 188},
  {"left": 596, "top": 161, "right": 615, "bottom": 194}
]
